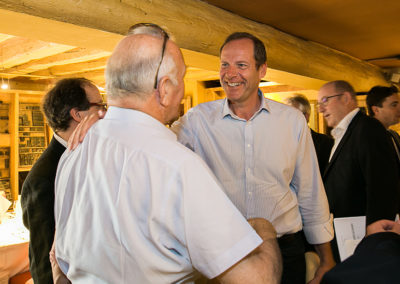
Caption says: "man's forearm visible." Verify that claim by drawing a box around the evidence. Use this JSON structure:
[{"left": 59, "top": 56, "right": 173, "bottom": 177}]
[
  {"left": 314, "top": 242, "right": 335, "bottom": 265},
  {"left": 309, "top": 242, "right": 335, "bottom": 284},
  {"left": 217, "top": 218, "right": 282, "bottom": 284}
]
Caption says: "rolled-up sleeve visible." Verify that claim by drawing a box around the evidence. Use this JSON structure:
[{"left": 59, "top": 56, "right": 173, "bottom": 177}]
[{"left": 292, "top": 119, "right": 334, "bottom": 244}]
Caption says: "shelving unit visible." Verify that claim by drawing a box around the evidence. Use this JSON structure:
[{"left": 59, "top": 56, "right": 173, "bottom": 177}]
[
  {"left": 19, "top": 103, "right": 47, "bottom": 167},
  {"left": 0, "top": 91, "right": 47, "bottom": 203}
]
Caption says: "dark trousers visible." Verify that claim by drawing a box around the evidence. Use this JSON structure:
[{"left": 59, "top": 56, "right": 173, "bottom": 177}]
[{"left": 278, "top": 231, "right": 306, "bottom": 284}]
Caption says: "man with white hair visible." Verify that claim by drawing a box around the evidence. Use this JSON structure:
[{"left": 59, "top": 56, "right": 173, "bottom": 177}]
[{"left": 54, "top": 24, "right": 282, "bottom": 283}]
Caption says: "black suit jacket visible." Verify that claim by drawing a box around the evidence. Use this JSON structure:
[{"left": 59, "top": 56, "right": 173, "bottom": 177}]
[
  {"left": 321, "top": 232, "right": 400, "bottom": 284},
  {"left": 324, "top": 111, "right": 399, "bottom": 224},
  {"left": 21, "top": 137, "right": 66, "bottom": 284},
  {"left": 323, "top": 111, "right": 400, "bottom": 261},
  {"left": 311, "top": 129, "right": 334, "bottom": 176}
]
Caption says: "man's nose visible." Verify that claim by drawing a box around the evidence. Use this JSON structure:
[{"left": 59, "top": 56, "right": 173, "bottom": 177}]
[{"left": 225, "top": 66, "right": 238, "bottom": 78}]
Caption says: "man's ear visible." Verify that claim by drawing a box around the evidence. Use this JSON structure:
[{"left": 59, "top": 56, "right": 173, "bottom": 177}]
[
  {"left": 157, "top": 76, "right": 172, "bottom": 108},
  {"left": 70, "top": 108, "right": 82, "bottom": 122},
  {"left": 371, "top": 105, "right": 380, "bottom": 116},
  {"left": 258, "top": 63, "right": 267, "bottom": 79},
  {"left": 342, "top": 91, "right": 353, "bottom": 103}
]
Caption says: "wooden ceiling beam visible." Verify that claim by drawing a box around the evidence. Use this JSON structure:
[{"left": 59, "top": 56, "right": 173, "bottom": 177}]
[
  {"left": 30, "top": 57, "right": 108, "bottom": 77},
  {"left": 0, "top": 37, "right": 74, "bottom": 69},
  {"left": 3, "top": 47, "right": 110, "bottom": 76},
  {"left": 0, "top": 0, "right": 389, "bottom": 90}
]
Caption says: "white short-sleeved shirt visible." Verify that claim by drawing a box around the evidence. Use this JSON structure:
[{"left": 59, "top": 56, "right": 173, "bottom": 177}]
[{"left": 55, "top": 107, "right": 262, "bottom": 284}]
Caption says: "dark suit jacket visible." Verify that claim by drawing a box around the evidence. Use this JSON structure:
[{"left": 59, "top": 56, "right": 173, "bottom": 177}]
[
  {"left": 21, "top": 137, "right": 66, "bottom": 284},
  {"left": 321, "top": 232, "right": 400, "bottom": 284},
  {"left": 311, "top": 129, "right": 334, "bottom": 176},
  {"left": 323, "top": 111, "right": 400, "bottom": 261}
]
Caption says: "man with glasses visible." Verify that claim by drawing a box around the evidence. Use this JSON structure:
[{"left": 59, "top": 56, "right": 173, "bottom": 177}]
[
  {"left": 21, "top": 78, "right": 104, "bottom": 284},
  {"left": 318, "top": 80, "right": 400, "bottom": 262},
  {"left": 54, "top": 24, "right": 282, "bottom": 283}
]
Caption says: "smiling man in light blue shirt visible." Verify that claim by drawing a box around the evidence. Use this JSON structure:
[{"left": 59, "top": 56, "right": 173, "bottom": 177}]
[{"left": 172, "top": 32, "right": 335, "bottom": 284}]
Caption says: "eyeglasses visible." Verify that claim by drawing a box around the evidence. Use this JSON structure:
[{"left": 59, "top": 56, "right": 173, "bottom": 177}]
[
  {"left": 89, "top": 102, "right": 108, "bottom": 111},
  {"left": 128, "top": 23, "right": 170, "bottom": 89},
  {"left": 317, "top": 93, "right": 343, "bottom": 108}
]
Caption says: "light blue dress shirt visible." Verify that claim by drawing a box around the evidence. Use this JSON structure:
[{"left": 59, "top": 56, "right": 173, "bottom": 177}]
[{"left": 172, "top": 92, "right": 333, "bottom": 244}]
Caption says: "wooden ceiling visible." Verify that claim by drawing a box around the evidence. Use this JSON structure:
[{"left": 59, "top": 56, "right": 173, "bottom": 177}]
[
  {"left": 204, "top": 0, "right": 400, "bottom": 68},
  {"left": 0, "top": 0, "right": 398, "bottom": 92},
  {"left": 0, "top": 33, "right": 111, "bottom": 89}
]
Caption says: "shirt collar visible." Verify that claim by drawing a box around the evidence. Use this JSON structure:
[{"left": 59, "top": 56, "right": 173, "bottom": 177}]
[
  {"left": 222, "top": 89, "right": 270, "bottom": 120},
  {"left": 105, "top": 106, "right": 177, "bottom": 141},
  {"left": 53, "top": 132, "right": 68, "bottom": 148},
  {"left": 331, "top": 108, "right": 359, "bottom": 139}
]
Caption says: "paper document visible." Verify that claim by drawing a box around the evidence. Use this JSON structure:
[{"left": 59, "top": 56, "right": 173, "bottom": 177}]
[{"left": 333, "top": 216, "right": 365, "bottom": 261}]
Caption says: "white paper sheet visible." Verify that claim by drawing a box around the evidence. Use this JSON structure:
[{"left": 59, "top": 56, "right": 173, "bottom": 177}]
[{"left": 333, "top": 216, "right": 366, "bottom": 261}]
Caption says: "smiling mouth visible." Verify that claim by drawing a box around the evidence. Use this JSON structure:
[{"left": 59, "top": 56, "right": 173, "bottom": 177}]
[{"left": 226, "top": 82, "right": 241, "bottom": 87}]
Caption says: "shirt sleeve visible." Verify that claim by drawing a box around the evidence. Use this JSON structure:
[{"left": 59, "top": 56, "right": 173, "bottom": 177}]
[
  {"left": 181, "top": 155, "right": 263, "bottom": 279},
  {"left": 171, "top": 111, "right": 195, "bottom": 151},
  {"left": 291, "top": 118, "right": 334, "bottom": 244}
]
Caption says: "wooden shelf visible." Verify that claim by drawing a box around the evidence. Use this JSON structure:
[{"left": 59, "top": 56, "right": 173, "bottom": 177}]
[
  {"left": 18, "top": 167, "right": 32, "bottom": 172},
  {"left": 0, "top": 134, "right": 10, "bottom": 147}
]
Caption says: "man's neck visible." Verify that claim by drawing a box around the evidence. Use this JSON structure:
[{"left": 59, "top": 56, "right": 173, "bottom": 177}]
[
  {"left": 229, "top": 92, "right": 261, "bottom": 121},
  {"left": 56, "top": 128, "right": 73, "bottom": 143}
]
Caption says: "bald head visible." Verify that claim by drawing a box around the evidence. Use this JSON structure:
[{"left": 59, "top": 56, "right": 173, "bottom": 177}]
[
  {"left": 318, "top": 80, "right": 358, "bottom": 128},
  {"left": 106, "top": 34, "right": 182, "bottom": 101}
]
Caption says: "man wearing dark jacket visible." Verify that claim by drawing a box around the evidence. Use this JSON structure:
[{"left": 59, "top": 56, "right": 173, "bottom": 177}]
[
  {"left": 318, "top": 80, "right": 400, "bottom": 262},
  {"left": 21, "top": 78, "right": 105, "bottom": 283}
]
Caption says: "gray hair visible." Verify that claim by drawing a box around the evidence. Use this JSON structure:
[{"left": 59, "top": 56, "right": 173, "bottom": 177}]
[
  {"left": 106, "top": 33, "right": 177, "bottom": 100},
  {"left": 286, "top": 94, "right": 311, "bottom": 115}
]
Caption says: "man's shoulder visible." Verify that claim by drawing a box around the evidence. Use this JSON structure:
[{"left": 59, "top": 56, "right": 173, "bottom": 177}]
[
  {"left": 25, "top": 140, "right": 65, "bottom": 181},
  {"left": 311, "top": 129, "right": 333, "bottom": 142},
  {"left": 352, "top": 111, "right": 387, "bottom": 135},
  {"left": 189, "top": 99, "right": 224, "bottom": 116}
]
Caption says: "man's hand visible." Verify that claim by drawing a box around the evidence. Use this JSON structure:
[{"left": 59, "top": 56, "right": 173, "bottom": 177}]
[
  {"left": 50, "top": 240, "right": 71, "bottom": 284},
  {"left": 248, "top": 218, "right": 277, "bottom": 241},
  {"left": 68, "top": 109, "right": 105, "bottom": 150},
  {"left": 366, "top": 219, "right": 400, "bottom": 236},
  {"left": 308, "top": 242, "right": 335, "bottom": 284}
]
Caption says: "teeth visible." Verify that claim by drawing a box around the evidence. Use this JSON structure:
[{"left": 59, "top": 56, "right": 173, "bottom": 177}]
[{"left": 227, "top": 82, "right": 240, "bottom": 87}]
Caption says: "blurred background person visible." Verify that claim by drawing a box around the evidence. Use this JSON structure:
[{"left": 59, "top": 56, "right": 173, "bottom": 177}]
[
  {"left": 366, "top": 85, "right": 400, "bottom": 162},
  {"left": 286, "top": 94, "right": 333, "bottom": 175}
]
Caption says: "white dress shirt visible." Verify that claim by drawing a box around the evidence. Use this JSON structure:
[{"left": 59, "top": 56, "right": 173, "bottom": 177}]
[
  {"left": 53, "top": 132, "right": 67, "bottom": 148},
  {"left": 172, "top": 92, "right": 333, "bottom": 244},
  {"left": 329, "top": 108, "right": 360, "bottom": 161},
  {"left": 54, "top": 107, "right": 261, "bottom": 284}
]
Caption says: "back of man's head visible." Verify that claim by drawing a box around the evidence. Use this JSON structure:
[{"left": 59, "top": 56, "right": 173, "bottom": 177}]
[
  {"left": 220, "top": 32, "right": 267, "bottom": 69},
  {"left": 106, "top": 28, "right": 178, "bottom": 101},
  {"left": 286, "top": 94, "right": 311, "bottom": 117},
  {"left": 366, "top": 85, "right": 399, "bottom": 117},
  {"left": 42, "top": 78, "right": 92, "bottom": 132}
]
